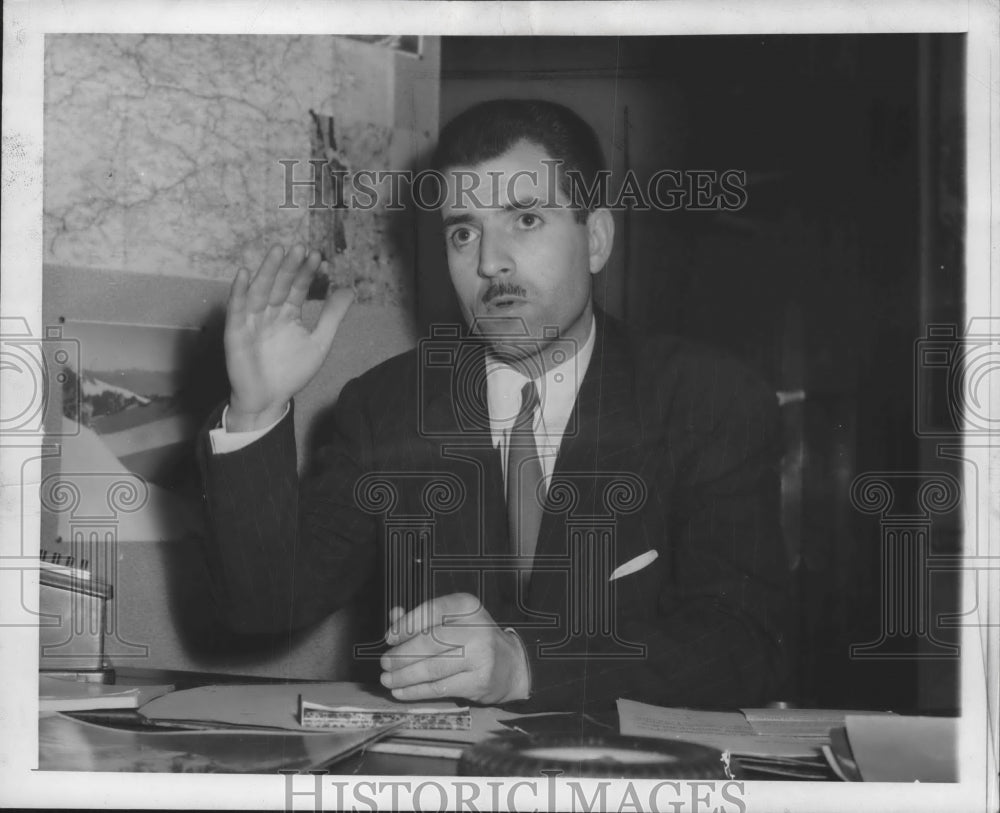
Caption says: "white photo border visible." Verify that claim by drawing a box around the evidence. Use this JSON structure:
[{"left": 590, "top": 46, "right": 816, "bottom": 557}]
[{"left": 1, "top": 1, "right": 996, "bottom": 811}]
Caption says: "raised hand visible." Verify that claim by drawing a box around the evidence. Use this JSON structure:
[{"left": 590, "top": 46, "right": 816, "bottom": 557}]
[
  {"left": 224, "top": 244, "right": 354, "bottom": 431},
  {"left": 380, "top": 594, "right": 531, "bottom": 705}
]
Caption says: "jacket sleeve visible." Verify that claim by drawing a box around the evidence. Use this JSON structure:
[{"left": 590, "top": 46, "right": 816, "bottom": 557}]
[
  {"left": 196, "top": 379, "right": 378, "bottom": 635},
  {"left": 510, "top": 355, "right": 790, "bottom": 713}
]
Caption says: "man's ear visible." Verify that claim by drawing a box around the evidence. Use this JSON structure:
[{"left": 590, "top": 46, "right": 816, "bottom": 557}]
[{"left": 586, "top": 208, "right": 615, "bottom": 274}]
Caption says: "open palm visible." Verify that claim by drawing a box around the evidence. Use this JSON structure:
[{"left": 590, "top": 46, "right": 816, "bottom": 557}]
[{"left": 224, "top": 244, "right": 354, "bottom": 431}]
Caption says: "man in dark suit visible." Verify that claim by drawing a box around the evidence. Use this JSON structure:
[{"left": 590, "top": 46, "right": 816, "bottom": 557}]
[{"left": 200, "top": 100, "right": 789, "bottom": 712}]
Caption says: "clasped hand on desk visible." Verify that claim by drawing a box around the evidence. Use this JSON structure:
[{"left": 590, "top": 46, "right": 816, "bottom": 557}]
[{"left": 380, "top": 593, "right": 531, "bottom": 705}]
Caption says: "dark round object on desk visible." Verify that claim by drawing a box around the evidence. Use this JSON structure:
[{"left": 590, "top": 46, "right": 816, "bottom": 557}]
[{"left": 458, "top": 733, "right": 731, "bottom": 778}]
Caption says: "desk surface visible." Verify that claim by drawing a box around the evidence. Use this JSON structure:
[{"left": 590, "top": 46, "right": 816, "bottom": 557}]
[
  {"left": 43, "top": 668, "right": 481, "bottom": 775},
  {"left": 41, "top": 669, "right": 838, "bottom": 778}
]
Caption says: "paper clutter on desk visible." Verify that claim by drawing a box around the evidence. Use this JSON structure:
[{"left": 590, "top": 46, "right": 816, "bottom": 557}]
[
  {"left": 40, "top": 675, "right": 174, "bottom": 713},
  {"left": 615, "top": 699, "right": 896, "bottom": 780},
  {"left": 299, "top": 696, "right": 470, "bottom": 731},
  {"left": 39, "top": 712, "right": 400, "bottom": 773},
  {"left": 139, "top": 681, "right": 473, "bottom": 735}
]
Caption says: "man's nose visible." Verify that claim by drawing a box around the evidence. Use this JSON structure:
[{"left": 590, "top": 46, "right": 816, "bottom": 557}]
[{"left": 477, "top": 229, "right": 513, "bottom": 278}]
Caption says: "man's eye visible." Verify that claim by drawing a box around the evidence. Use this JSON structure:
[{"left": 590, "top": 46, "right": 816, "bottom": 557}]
[
  {"left": 449, "top": 227, "right": 477, "bottom": 248},
  {"left": 517, "top": 213, "right": 540, "bottom": 228}
]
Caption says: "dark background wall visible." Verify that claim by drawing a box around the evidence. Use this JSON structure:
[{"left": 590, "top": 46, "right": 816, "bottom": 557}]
[{"left": 419, "top": 34, "right": 965, "bottom": 713}]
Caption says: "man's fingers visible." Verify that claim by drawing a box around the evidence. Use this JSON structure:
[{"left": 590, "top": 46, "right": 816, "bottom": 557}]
[
  {"left": 387, "top": 594, "right": 480, "bottom": 646},
  {"left": 381, "top": 628, "right": 463, "bottom": 671},
  {"left": 269, "top": 246, "right": 318, "bottom": 308},
  {"left": 381, "top": 645, "right": 468, "bottom": 690},
  {"left": 270, "top": 244, "right": 307, "bottom": 306},
  {"left": 287, "top": 255, "right": 326, "bottom": 309},
  {"left": 311, "top": 287, "right": 355, "bottom": 352},
  {"left": 387, "top": 606, "right": 405, "bottom": 629},
  {"left": 226, "top": 267, "right": 249, "bottom": 326},
  {"left": 245, "top": 244, "right": 288, "bottom": 313},
  {"left": 388, "top": 671, "right": 478, "bottom": 703},
  {"left": 385, "top": 595, "right": 456, "bottom": 646}
]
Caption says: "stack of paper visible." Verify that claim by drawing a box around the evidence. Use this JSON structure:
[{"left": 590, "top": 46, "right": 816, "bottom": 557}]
[
  {"left": 299, "top": 696, "right": 470, "bottom": 730},
  {"left": 40, "top": 675, "right": 174, "bottom": 713},
  {"left": 617, "top": 700, "right": 891, "bottom": 779},
  {"left": 140, "top": 682, "right": 473, "bottom": 733},
  {"left": 45, "top": 681, "right": 428, "bottom": 773},
  {"left": 39, "top": 711, "right": 400, "bottom": 773},
  {"left": 137, "top": 682, "right": 523, "bottom": 762}
]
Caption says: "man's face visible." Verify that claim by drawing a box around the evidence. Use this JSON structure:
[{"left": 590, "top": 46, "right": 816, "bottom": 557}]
[{"left": 440, "top": 139, "right": 613, "bottom": 366}]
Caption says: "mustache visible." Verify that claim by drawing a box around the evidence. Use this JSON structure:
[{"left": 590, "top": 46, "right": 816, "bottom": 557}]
[{"left": 482, "top": 281, "right": 527, "bottom": 304}]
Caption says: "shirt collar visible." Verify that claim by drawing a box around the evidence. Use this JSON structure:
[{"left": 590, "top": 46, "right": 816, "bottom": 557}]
[{"left": 485, "top": 315, "right": 597, "bottom": 449}]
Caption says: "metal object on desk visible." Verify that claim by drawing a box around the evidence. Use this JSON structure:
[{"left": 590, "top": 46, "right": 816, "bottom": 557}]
[
  {"left": 39, "top": 552, "right": 114, "bottom": 680},
  {"left": 458, "top": 733, "right": 732, "bottom": 779}
]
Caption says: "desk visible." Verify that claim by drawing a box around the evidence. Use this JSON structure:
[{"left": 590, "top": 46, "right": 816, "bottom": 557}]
[
  {"left": 40, "top": 669, "right": 839, "bottom": 778},
  {"left": 41, "top": 668, "right": 479, "bottom": 775},
  {"left": 338, "top": 749, "right": 459, "bottom": 776}
]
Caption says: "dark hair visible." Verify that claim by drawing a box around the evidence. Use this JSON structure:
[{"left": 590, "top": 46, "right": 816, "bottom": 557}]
[{"left": 430, "top": 99, "right": 606, "bottom": 223}]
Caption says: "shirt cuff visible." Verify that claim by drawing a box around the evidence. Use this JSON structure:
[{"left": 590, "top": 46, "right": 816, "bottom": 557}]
[{"left": 209, "top": 403, "right": 290, "bottom": 454}]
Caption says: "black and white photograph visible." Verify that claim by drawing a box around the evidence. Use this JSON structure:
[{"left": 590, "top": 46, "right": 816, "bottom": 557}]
[
  {"left": 56, "top": 320, "right": 206, "bottom": 491},
  {"left": 1, "top": 1, "right": 997, "bottom": 811}
]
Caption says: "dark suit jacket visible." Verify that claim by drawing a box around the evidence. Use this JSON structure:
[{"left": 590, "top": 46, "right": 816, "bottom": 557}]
[{"left": 199, "top": 312, "right": 790, "bottom": 713}]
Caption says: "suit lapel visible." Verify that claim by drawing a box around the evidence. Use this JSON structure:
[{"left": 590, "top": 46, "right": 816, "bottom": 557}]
[
  {"left": 530, "top": 314, "right": 639, "bottom": 609},
  {"left": 421, "top": 318, "right": 641, "bottom": 620},
  {"left": 421, "top": 338, "right": 511, "bottom": 614},
  {"left": 551, "top": 312, "right": 637, "bottom": 484}
]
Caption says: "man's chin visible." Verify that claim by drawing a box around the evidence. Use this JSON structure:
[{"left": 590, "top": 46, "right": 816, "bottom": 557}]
[
  {"left": 470, "top": 313, "right": 537, "bottom": 341},
  {"left": 466, "top": 313, "right": 530, "bottom": 343}
]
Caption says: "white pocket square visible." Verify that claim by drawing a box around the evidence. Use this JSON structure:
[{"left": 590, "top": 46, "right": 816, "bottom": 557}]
[{"left": 609, "top": 550, "right": 659, "bottom": 582}]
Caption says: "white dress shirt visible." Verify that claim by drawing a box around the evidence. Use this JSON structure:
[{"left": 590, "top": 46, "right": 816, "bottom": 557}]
[{"left": 485, "top": 316, "right": 596, "bottom": 490}]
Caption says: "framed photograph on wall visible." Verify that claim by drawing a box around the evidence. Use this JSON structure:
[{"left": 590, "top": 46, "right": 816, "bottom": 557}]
[{"left": 57, "top": 320, "right": 204, "bottom": 493}]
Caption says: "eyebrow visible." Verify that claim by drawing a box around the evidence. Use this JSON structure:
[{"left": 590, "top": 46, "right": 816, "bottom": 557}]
[
  {"left": 441, "top": 196, "right": 548, "bottom": 229},
  {"left": 442, "top": 213, "right": 476, "bottom": 229},
  {"left": 503, "top": 196, "right": 542, "bottom": 212}
]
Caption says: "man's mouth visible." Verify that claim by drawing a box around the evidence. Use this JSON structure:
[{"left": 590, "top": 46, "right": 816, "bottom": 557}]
[
  {"left": 483, "top": 282, "right": 528, "bottom": 309},
  {"left": 490, "top": 297, "right": 525, "bottom": 310}
]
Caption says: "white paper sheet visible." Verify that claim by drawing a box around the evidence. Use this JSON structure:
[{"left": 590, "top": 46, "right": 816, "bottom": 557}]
[
  {"left": 617, "top": 699, "right": 824, "bottom": 759},
  {"left": 140, "top": 681, "right": 517, "bottom": 743},
  {"left": 844, "top": 714, "right": 958, "bottom": 782}
]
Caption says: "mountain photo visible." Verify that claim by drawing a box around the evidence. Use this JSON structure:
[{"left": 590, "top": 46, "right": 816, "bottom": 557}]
[{"left": 58, "top": 321, "right": 205, "bottom": 491}]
